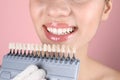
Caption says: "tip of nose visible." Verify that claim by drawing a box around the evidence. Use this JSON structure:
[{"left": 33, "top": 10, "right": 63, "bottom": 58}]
[{"left": 47, "top": 4, "right": 71, "bottom": 17}]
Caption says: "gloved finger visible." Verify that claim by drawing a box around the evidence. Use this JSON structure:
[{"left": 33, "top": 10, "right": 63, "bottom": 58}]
[
  {"left": 12, "top": 65, "right": 38, "bottom": 80},
  {"left": 25, "top": 69, "right": 46, "bottom": 80}
]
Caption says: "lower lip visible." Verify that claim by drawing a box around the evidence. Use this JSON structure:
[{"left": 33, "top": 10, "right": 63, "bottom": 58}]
[{"left": 43, "top": 26, "right": 77, "bottom": 42}]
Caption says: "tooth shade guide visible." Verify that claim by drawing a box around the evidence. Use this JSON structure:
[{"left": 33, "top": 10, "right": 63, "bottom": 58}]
[
  {"left": 8, "top": 43, "right": 77, "bottom": 60},
  {"left": 2, "top": 44, "right": 80, "bottom": 80}
]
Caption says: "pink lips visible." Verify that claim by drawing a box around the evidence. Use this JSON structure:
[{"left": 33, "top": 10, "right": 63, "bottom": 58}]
[{"left": 43, "top": 23, "right": 77, "bottom": 42}]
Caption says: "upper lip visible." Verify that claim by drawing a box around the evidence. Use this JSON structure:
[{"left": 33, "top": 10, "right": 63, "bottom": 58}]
[{"left": 43, "top": 21, "right": 77, "bottom": 28}]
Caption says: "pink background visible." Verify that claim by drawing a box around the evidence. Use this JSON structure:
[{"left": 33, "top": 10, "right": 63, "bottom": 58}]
[{"left": 0, "top": 0, "right": 120, "bottom": 71}]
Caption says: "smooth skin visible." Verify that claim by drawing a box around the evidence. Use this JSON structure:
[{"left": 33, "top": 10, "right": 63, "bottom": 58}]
[{"left": 29, "top": 0, "right": 120, "bottom": 80}]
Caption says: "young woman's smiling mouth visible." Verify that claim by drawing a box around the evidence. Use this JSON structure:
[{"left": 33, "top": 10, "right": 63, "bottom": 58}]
[{"left": 43, "top": 22, "right": 78, "bottom": 42}]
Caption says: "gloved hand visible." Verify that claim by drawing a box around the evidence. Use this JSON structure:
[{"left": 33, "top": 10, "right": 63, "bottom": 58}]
[{"left": 12, "top": 65, "right": 46, "bottom": 80}]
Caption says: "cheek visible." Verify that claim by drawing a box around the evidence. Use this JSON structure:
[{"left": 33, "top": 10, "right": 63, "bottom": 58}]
[
  {"left": 30, "top": 8, "right": 44, "bottom": 40},
  {"left": 73, "top": 4, "right": 104, "bottom": 42},
  {"left": 30, "top": 7, "right": 46, "bottom": 34},
  {"left": 30, "top": 2, "right": 46, "bottom": 25},
  {"left": 86, "top": 8, "right": 103, "bottom": 38},
  {"left": 77, "top": 4, "right": 103, "bottom": 27}
]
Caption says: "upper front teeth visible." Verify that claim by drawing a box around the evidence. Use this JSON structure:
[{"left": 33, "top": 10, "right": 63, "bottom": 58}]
[{"left": 47, "top": 28, "right": 74, "bottom": 35}]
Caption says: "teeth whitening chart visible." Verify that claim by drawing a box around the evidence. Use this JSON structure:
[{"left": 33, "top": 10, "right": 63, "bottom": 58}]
[{"left": 0, "top": 43, "right": 80, "bottom": 80}]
